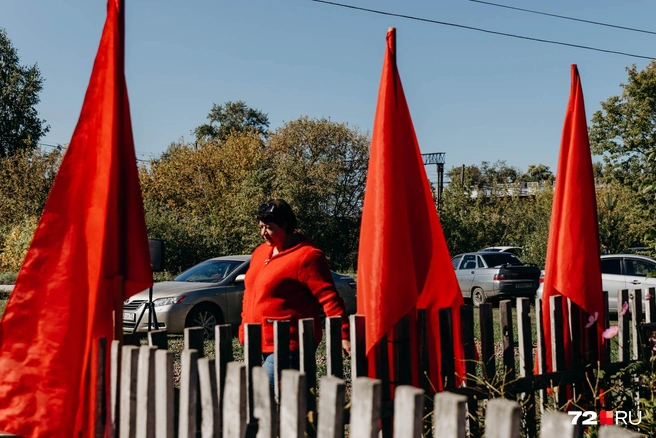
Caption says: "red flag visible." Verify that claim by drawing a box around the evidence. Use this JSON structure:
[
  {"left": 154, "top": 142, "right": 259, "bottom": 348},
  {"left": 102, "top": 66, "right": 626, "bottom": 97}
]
[
  {"left": 357, "top": 28, "right": 465, "bottom": 390},
  {"left": 541, "top": 65, "right": 605, "bottom": 372},
  {"left": 0, "top": 1, "right": 152, "bottom": 436}
]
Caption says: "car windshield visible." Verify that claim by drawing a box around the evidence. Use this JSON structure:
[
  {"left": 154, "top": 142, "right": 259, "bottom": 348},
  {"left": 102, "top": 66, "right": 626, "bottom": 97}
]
[
  {"left": 481, "top": 253, "right": 523, "bottom": 267},
  {"left": 174, "top": 260, "right": 243, "bottom": 283}
]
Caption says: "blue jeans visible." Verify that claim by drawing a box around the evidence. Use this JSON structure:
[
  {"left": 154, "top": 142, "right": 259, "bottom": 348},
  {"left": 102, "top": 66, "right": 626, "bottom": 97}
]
[{"left": 262, "top": 350, "right": 300, "bottom": 389}]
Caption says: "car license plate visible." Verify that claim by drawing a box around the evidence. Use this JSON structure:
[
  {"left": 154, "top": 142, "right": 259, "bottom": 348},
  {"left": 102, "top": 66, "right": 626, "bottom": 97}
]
[
  {"left": 516, "top": 283, "right": 533, "bottom": 289},
  {"left": 123, "top": 312, "right": 136, "bottom": 322}
]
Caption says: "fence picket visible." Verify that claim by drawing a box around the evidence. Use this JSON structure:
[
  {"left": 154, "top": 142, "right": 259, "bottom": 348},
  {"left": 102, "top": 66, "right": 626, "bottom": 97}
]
[
  {"left": 222, "top": 362, "right": 247, "bottom": 438},
  {"left": 215, "top": 323, "right": 233, "bottom": 422},
  {"left": 94, "top": 337, "right": 107, "bottom": 438},
  {"left": 631, "top": 289, "right": 643, "bottom": 361},
  {"left": 499, "top": 300, "right": 515, "bottom": 381},
  {"left": 392, "top": 386, "right": 424, "bottom": 438},
  {"left": 539, "top": 411, "right": 581, "bottom": 438},
  {"left": 516, "top": 298, "right": 536, "bottom": 438},
  {"left": 326, "top": 316, "right": 343, "bottom": 379},
  {"left": 598, "top": 425, "right": 643, "bottom": 438},
  {"left": 154, "top": 350, "right": 174, "bottom": 438},
  {"left": 244, "top": 323, "right": 262, "bottom": 424},
  {"left": 317, "top": 376, "right": 346, "bottom": 438},
  {"left": 147, "top": 329, "right": 168, "bottom": 350},
  {"left": 350, "top": 377, "right": 381, "bottom": 438},
  {"left": 135, "top": 346, "right": 156, "bottom": 438},
  {"left": 252, "top": 366, "right": 276, "bottom": 438},
  {"left": 183, "top": 327, "right": 205, "bottom": 357},
  {"left": 439, "top": 308, "right": 456, "bottom": 390},
  {"left": 618, "top": 290, "right": 630, "bottom": 362},
  {"left": 280, "top": 369, "right": 307, "bottom": 438},
  {"left": 299, "top": 318, "right": 317, "bottom": 435},
  {"left": 119, "top": 345, "right": 139, "bottom": 438},
  {"left": 549, "top": 295, "right": 566, "bottom": 409},
  {"left": 178, "top": 349, "right": 199, "bottom": 438},
  {"left": 110, "top": 340, "right": 122, "bottom": 438},
  {"left": 485, "top": 399, "right": 520, "bottom": 438},
  {"left": 349, "top": 315, "right": 367, "bottom": 381},
  {"left": 432, "top": 392, "right": 467, "bottom": 438},
  {"left": 198, "top": 357, "right": 220, "bottom": 438},
  {"left": 480, "top": 303, "right": 496, "bottom": 380},
  {"left": 647, "top": 287, "right": 656, "bottom": 323},
  {"left": 274, "top": 320, "right": 290, "bottom": 404}
]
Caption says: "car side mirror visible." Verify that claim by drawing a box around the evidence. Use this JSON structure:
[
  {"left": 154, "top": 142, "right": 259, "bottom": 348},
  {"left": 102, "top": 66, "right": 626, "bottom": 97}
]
[{"left": 234, "top": 274, "right": 246, "bottom": 284}]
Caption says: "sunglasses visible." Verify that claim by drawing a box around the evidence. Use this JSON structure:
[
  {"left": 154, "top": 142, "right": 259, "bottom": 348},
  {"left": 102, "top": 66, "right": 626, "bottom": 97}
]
[{"left": 258, "top": 203, "right": 276, "bottom": 214}]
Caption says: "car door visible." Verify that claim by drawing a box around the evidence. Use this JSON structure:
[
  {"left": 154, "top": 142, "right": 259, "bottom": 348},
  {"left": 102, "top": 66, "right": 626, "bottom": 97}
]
[
  {"left": 457, "top": 254, "right": 477, "bottom": 297},
  {"left": 624, "top": 257, "right": 656, "bottom": 291},
  {"left": 223, "top": 263, "right": 249, "bottom": 326},
  {"left": 601, "top": 257, "right": 625, "bottom": 312}
]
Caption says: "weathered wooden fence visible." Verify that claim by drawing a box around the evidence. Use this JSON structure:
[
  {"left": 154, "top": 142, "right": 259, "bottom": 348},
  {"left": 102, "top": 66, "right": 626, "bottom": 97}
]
[
  {"left": 3, "top": 287, "right": 652, "bottom": 437},
  {"left": 93, "top": 287, "right": 655, "bottom": 437}
]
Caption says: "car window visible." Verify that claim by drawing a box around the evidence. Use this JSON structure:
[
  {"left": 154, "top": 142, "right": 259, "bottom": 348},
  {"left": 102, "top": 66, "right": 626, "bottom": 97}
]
[
  {"left": 625, "top": 259, "right": 656, "bottom": 277},
  {"left": 481, "top": 253, "right": 522, "bottom": 267},
  {"left": 452, "top": 256, "right": 462, "bottom": 270},
  {"left": 174, "top": 260, "right": 244, "bottom": 283},
  {"left": 460, "top": 255, "right": 477, "bottom": 270},
  {"left": 600, "top": 258, "right": 622, "bottom": 275},
  {"left": 477, "top": 256, "right": 485, "bottom": 268}
]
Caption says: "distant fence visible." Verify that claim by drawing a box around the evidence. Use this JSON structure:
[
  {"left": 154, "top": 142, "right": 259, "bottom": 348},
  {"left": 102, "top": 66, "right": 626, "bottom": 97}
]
[{"left": 2, "top": 287, "right": 654, "bottom": 437}]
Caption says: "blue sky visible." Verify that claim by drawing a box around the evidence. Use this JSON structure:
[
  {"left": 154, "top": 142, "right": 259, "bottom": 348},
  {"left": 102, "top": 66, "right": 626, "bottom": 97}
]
[{"left": 4, "top": 0, "right": 655, "bottom": 181}]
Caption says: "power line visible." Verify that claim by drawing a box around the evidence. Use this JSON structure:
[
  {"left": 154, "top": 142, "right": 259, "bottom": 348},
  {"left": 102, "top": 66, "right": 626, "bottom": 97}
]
[
  {"left": 468, "top": 0, "right": 656, "bottom": 36},
  {"left": 309, "top": 0, "right": 656, "bottom": 60}
]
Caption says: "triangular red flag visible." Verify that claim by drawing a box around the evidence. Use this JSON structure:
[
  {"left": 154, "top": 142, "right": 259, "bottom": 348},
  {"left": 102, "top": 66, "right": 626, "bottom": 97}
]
[
  {"left": 0, "top": 1, "right": 152, "bottom": 436},
  {"left": 541, "top": 65, "right": 605, "bottom": 372},
  {"left": 357, "top": 28, "right": 465, "bottom": 391}
]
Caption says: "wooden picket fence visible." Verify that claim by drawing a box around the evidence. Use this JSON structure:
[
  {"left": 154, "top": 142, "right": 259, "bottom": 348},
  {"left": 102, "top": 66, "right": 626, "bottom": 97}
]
[{"left": 2, "top": 287, "right": 653, "bottom": 437}]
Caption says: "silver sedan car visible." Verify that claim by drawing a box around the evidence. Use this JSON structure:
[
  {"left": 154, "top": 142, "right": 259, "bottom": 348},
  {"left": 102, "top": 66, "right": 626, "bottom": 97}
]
[{"left": 122, "top": 255, "right": 357, "bottom": 338}]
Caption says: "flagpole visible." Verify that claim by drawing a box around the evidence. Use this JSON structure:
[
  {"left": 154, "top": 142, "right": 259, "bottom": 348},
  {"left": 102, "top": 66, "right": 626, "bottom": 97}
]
[{"left": 114, "top": 0, "right": 126, "bottom": 345}]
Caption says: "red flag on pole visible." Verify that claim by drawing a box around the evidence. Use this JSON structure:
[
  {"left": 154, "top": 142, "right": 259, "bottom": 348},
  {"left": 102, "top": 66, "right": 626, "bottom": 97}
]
[
  {"left": 357, "top": 28, "right": 465, "bottom": 390},
  {"left": 541, "top": 65, "right": 605, "bottom": 372},
  {"left": 0, "top": 1, "right": 152, "bottom": 436}
]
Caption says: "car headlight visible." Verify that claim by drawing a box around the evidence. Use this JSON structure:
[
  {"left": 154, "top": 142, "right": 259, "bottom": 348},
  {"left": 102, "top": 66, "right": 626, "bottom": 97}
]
[{"left": 152, "top": 296, "right": 186, "bottom": 308}]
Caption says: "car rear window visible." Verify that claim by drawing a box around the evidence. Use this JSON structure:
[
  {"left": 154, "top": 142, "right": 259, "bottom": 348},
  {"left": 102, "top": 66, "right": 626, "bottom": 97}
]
[
  {"left": 481, "top": 253, "right": 523, "bottom": 267},
  {"left": 600, "top": 258, "right": 622, "bottom": 275}
]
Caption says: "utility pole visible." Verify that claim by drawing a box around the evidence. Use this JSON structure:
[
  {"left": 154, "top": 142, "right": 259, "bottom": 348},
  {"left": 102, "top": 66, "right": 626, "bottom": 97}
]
[{"left": 421, "top": 152, "right": 446, "bottom": 210}]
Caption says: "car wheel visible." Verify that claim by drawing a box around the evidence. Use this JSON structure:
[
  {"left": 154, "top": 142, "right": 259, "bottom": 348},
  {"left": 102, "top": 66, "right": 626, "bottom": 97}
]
[
  {"left": 471, "top": 288, "right": 487, "bottom": 307},
  {"left": 185, "top": 304, "right": 223, "bottom": 340}
]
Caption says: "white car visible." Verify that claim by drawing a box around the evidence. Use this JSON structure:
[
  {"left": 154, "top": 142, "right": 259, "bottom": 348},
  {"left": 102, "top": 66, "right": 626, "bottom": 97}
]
[{"left": 536, "top": 254, "right": 656, "bottom": 312}]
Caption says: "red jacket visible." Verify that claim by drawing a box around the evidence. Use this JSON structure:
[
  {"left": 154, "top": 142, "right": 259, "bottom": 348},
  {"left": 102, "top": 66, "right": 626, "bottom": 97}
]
[{"left": 238, "top": 235, "right": 349, "bottom": 353}]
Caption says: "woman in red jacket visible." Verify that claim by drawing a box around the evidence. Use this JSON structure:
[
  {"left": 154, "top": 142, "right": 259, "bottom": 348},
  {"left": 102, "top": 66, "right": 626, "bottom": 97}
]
[{"left": 239, "top": 199, "right": 350, "bottom": 388}]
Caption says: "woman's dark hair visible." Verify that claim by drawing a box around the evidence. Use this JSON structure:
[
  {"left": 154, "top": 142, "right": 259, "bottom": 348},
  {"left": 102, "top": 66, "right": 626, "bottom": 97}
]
[{"left": 257, "top": 199, "right": 297, "bottom": 234}]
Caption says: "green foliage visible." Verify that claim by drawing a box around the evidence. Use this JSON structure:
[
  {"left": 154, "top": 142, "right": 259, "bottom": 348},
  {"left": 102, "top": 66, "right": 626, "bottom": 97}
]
[
  {"left": 0, "top": 271, "right": 17, "bottom": 285},
  {"left": 194, "top": 100, "right": 269, "bottom": 143},
  {"left": 0, "top": 28, "right": 49, "bottom": 157},
  {"left": 441, "top": 162, "right": 554, "bottom": 267},
  {"left": 267, "top": 117, "right": 369, "bottom": 271},
  {"left": 590, "top": 61, "right": 656, "bottom": 244},
  {"left": 0, "top": 216, "right": 37, "bottom": 271}
]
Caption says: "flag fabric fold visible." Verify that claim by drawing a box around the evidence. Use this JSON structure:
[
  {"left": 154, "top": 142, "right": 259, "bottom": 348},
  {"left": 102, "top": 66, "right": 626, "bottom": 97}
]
[
  {"left": 357, "top": 28, "right": 465, "bottom": 390},
  {"left": 0, "top": 1, "right": 152, "bottom": 436},
  {"left": 540, "top": 64, "right": 605, "bottom": 372}
]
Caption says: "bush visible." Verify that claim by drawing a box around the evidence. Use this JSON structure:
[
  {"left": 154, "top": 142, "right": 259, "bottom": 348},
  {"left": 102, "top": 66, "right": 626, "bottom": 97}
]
[
  {"left": 0, "top": 271, "right": 17, "bottom": 285},
  {"left": 0, "top": 216, "right": 37, "bottom": 272}
]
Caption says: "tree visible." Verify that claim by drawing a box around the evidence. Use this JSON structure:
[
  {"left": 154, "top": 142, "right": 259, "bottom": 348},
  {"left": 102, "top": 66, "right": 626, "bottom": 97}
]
[
  {"left": 0, "top": 28, "right": 49, "bottom": 157},
  {"left": 194, "top": 100, "right": 269, "bottom": 143},
  {"left": 589, "top": 61, "right": 656, "bottom": 245},
  {"left": 517, "top": 164, "right": 554, "bottom": 183},
  {"left": 267, "top": 117, "right": 370, "bottom": 271}
]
